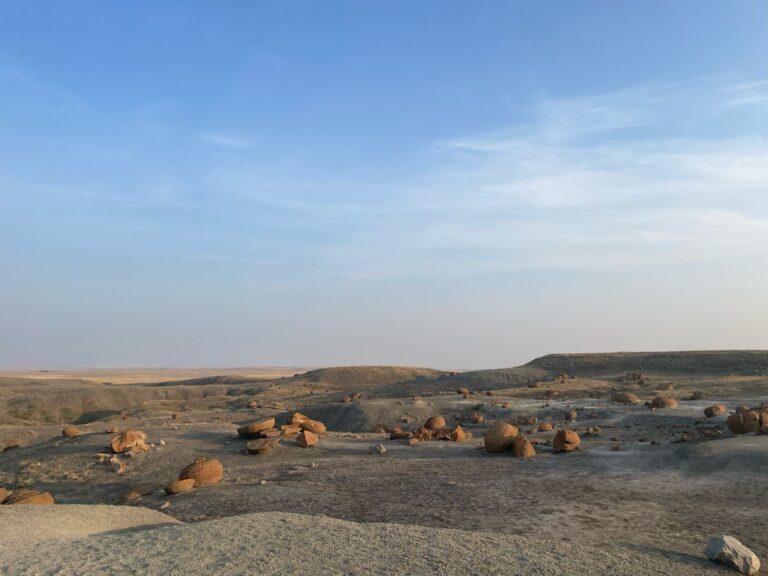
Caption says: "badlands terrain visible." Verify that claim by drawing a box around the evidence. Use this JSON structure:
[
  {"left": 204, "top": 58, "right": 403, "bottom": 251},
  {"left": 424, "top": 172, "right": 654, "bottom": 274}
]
[{"left": 1, "top": 351, "right": 768, "bottom": 575}]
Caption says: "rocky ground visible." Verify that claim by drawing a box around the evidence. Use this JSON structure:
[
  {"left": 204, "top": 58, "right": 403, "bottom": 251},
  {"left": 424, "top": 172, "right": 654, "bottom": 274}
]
[{"left": 1, "top": 352, "right": 768, "bottom": 575}]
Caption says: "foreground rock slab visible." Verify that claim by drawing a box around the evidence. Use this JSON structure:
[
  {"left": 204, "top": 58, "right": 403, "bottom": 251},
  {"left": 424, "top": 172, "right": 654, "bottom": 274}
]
[{"left": 704, "top": 535, "right": 760, "bottom": 575}]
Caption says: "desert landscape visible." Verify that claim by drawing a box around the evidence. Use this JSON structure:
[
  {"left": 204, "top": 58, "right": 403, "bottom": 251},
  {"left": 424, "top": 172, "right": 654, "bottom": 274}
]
[{"left": 1, "top": 350, "right": 767, "bottom": 575}]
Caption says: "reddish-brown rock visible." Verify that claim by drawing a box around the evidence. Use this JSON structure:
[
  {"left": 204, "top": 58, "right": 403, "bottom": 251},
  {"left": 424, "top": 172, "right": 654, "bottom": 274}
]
[
  {"left": 389, "top": 427, "right": 410, "bottom": 440},
  {"left": 2, "top": 489, "right": 54, "bottom": 505},
  {"left": 237, "top": 418, "right": 276, "bottom": 438},
  {"left": 727, "top": 409, "right": 766, "bottom": 435},
  {"left": 290, "top": 412, "right": 310, "bottom": 424},
  {"left": 650, "top": 396, "right": 678, "bottom": 409},
  {"left": 538, "top": 422, "right": 554, "bottom": 432},
  {"left": 110, "top": 430, "right": 149, "bottom": 454},
  {"left": 612, "top": 392, "right": 642, "bottom": 405},
  {"left": 483, "top": 422, "right": 519, "bottom": 453},
  {"left": 165, "top": 478, "right": 196, "bottom": 494},
  {"left": 178, "top": 458, "right": 223, "bottom": 486},
  {"left": 424, "top": 416, "right": 446, "bottom": 431},
  {"left": 447, "top": 426, "right": 465, "bottom": 442},
  {"left": 553, "top": 429, "right": 581, "bottom": 452},
  {"left": 456, "top": 388, "right": 470, "bottom": 396},
  {"left": 0, "top": 488, "right": 10, "bottom": 502},
  {"left": 300, "top": 419, "right": 326, "bottom": 434},
  {"left": 471, "top": 412, "right": 485, "bottom": 425},
  {"left": 246, "top": 437, "right": 281, "bottom": 455},
  {"left": 513, "top": 435, "right": 536, "bottom": 459},
  {"left": 280, "top": 423, "right": 301, "bottom": 438},
  {"left": 565, "top": 410, "right": 577, "bottom": 421},
  {"left": 297, "top": 430, "right": 319, "bottom": 448},
  {"left": 62, "top": 426, "right": 81, "bottom": 438},
  {"left": 704, "top": 404, "right": 727, "bottom": 418}
]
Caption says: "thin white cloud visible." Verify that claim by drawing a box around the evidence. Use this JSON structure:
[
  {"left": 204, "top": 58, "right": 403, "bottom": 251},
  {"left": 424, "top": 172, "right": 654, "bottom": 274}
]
[{"left": 197, "top": 133, "right": 253, "bottom": 149}]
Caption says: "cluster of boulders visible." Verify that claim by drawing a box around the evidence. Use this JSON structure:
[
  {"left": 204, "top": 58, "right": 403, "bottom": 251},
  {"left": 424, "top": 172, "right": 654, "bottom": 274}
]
[
  {"left": 92, "top": 429, "right": 153, "bottom": 476},
  {"left": 236, "top": 413, "right": 327, "bottom": 453},
  {"left": 165, "top": 457, "right": 224, "bottom": 495},
  {"left": 0, "top": 487, "right": 55, "bottom": 505},
  {"left": 339, "top": 392, "right": 362, "bottom": 403},
  {"left": 482, "top": 419, "right": 580, "bottom": 457},
  {"left": 726, "top": 405, "right": 768, "bottom": 435},
  {"left": 386, "top": 415, "right": 470, "bottom": 446}
]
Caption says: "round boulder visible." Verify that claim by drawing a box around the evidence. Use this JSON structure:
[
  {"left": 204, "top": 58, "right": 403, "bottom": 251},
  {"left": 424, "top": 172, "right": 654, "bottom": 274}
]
[
  {"left": 424, "top": 416, "right": 446, "bottom": 431},
  {"left": 179, "top": 458, "right": 223, "bottom": 486},
  {"left": 538, "top": 422, "right": 554, "bottom": 432},
  {"left": 612, "top": 392, "right": 642, "bottom": 405},
  {"left": 553, "top": 429, "right": 581, "bottom": 453},
  {"left": 704, "top": 404, "right": 727, "bottom": 418},
  {"left": 650, "top": 396, "right": 678, "bottom": 409},
  {"left": 483, "top": 422, "right": 519, "bottom": 454}
]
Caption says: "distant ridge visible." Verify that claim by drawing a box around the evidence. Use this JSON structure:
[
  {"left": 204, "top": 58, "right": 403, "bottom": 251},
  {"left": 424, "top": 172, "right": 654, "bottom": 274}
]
[{"left": 524, "top": 350, "right": 768, "bottom": 375}]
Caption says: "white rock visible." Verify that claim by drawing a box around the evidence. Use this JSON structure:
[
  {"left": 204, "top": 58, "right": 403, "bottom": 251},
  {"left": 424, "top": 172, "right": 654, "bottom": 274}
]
[{"left": 705, "top": 535, "right": 760, "bottom": 575}]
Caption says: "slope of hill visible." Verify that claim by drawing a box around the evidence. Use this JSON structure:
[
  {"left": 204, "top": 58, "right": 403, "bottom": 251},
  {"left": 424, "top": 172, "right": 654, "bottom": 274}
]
[{"left": 524, "top": 350, "right": 768, "bottom": 376}]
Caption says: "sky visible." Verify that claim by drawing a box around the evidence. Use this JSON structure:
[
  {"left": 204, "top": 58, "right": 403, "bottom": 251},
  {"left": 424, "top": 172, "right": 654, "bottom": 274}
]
[{"left": 1, "top": 1, "right": 768, "bottom": 369}]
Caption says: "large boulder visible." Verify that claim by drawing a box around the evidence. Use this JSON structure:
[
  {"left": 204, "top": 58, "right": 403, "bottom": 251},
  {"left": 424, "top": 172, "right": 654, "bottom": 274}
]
[
  {"left": 612, "top": 392, "right": 642, "bottom": 405},
  {"left": 110, "top": 430, "right": 148, "bottom": 454},
  {"left": 513, "top": 435, "right": 536, "bottom": 459},
  {"left": 650, "top": 396, "right": 678, "bottom": 409},
  {"left": 165, "top": 478, "right": 195, "bottom": 494},
  {"left": 705, "top": 535, "right": 760, "bottom": 575},
  {"left": 538, "top": 423, "right": 554, "bottom": 432},
  {"left": 237, "top": 418, "right": 276, "bottom": 438},
  {"left": 704, "top": 404, "right": 727, "bottom": 418},
  {"left": 62, "top": 426, "right": 82, "bottom": 438},
  {"left": 553, "top": 430, "right": 581, "bottom": 453},
  {"left": 178, "top": 458, "right": 223, "bottom": 486},
  {"left": 424, "top": 416, "right": 446, "bottom": 431},
  {"left": 2, "top": 489, "right": 54, "bottom": 505},
  {"left": 483, "top": 422, "right": 519, "bottom": 454}
]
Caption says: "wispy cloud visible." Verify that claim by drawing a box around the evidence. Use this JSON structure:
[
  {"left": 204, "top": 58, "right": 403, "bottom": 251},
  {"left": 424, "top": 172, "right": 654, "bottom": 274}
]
[{"left": 197, "top": 133, "right": 253, "bottom": 149}]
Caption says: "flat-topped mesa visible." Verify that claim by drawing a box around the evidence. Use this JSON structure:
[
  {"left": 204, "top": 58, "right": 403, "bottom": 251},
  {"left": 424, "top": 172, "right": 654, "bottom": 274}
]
[{"left": 524, "top": 350, "right": 768, "bottom": 377}]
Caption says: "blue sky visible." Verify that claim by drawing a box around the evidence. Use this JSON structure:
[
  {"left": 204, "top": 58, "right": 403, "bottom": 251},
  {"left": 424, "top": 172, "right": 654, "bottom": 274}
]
[{"left": 1, "top": 1, "right": 767, "bottom": 369}]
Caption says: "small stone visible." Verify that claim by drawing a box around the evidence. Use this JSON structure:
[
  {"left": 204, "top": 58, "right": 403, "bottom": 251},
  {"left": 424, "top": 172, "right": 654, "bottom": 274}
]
[
  {"left": 372, "top": 444, "right": 386, "bottom": 455},
  {"left": 297, "top": 430, "right": 319, "bottom": 448},
  {"left": 552, "top": 430, "right": 581, "bottom": 453},
  {"left": 62, "top": 426, "right": 81, "bottom": 438},
  {"left": 166, "top": 478, "right": 195, "bottom": 494},
  {"left": 704, "top": 404, "right": 727, "bottom": 418}
]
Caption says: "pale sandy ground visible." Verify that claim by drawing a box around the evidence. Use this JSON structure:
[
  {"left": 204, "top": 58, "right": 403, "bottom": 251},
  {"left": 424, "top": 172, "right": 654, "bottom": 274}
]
[
  {"left": 0, "top": 507, "right": 730, "bottom": 576},
  {"left": 0, "top": 367, "right": 309, "bottom": 385}
]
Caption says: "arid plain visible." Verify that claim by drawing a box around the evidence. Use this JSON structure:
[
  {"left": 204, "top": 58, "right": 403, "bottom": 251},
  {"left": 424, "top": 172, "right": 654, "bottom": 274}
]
[{"left": 2, "top": 351, "right": 767, "bottom": 575}]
